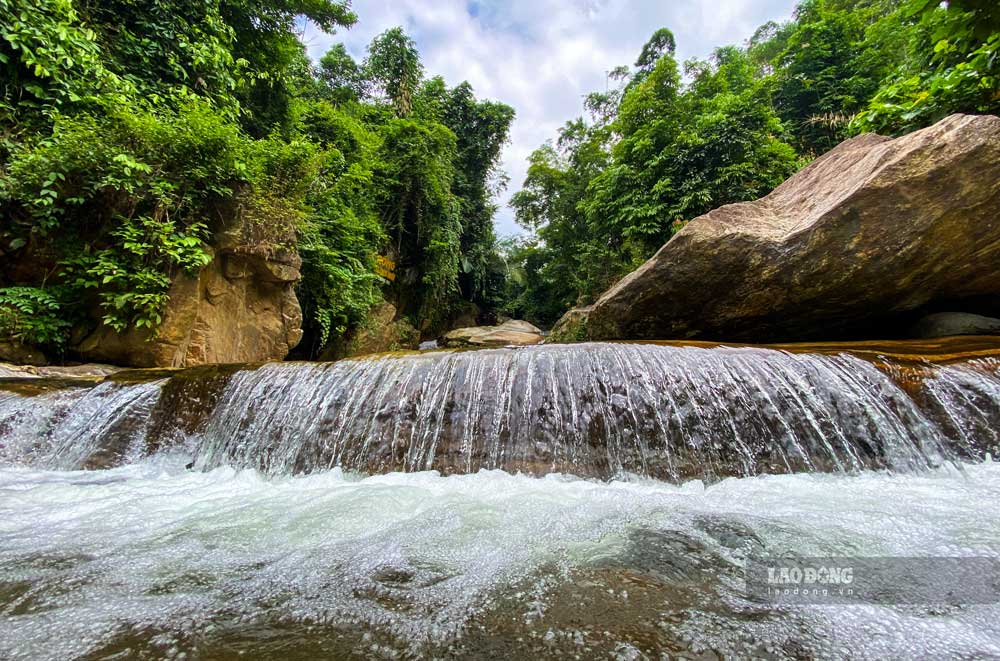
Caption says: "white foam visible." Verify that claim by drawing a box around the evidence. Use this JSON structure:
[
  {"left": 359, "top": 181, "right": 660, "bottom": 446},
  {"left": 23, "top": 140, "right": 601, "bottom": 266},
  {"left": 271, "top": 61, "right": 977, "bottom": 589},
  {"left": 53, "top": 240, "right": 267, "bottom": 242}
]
[{"left": 2, "top": 460, "right": 1000, "bottom": 658}]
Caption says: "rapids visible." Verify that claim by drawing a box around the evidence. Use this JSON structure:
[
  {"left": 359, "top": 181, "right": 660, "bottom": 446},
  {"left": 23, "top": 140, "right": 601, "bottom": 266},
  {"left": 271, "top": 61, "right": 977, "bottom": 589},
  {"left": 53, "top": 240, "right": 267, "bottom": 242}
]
[{"left": 1, "top": 460, "right": 999, "bottom": 659}]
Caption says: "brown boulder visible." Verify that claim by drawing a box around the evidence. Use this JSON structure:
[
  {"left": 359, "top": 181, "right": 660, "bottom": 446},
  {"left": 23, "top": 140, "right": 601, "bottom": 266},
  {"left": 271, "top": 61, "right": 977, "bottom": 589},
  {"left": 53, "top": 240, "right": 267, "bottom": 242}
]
[
  {"left": 441, "top": 319, "right": 544, "bottom": 348},
  {"left": 75, "top": 246, "right": 303, "bottom": 367},
  {"left": 588, "top": 114, "right": 1000, "bottom": 342}
]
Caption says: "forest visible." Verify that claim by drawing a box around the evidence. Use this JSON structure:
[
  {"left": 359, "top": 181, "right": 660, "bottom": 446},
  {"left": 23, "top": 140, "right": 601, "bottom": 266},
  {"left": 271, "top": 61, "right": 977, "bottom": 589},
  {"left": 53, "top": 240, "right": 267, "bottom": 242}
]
[
  {"left": 0, "top": 0, "right": 514, "bottom": 359},
  {"left": 1, "top": 0, "right": 998, "bottom": 358}
]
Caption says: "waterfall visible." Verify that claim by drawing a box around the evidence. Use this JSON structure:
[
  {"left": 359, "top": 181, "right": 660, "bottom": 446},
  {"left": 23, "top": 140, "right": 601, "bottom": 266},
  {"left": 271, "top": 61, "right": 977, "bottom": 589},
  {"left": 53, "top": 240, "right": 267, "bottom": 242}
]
[
  {"left": 1, "top": 342, "right": 999, "bottom": 481},
  {"left": 0, "top": 379, "right": 164, "bottom": 470}
]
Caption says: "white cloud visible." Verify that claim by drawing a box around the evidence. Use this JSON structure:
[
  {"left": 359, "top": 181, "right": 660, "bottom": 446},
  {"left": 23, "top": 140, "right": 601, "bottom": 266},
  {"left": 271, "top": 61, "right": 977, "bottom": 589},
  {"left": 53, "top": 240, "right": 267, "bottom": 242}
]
[{"left": 302, "top": 0, "right": 796, "bottom": 236}]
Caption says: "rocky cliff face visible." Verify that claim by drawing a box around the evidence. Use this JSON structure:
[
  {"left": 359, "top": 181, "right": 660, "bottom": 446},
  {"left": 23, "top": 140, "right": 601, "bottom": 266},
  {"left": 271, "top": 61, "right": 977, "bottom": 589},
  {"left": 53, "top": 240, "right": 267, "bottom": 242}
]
[
  {"left": 587, "top": 114, "right": 1000, "bottom": 342},
  {"left": 319, "top": 302, "right": 420, "bottom": 360},
  {"left": 75, "top": 241, "right": 303, "bottom": 368}
]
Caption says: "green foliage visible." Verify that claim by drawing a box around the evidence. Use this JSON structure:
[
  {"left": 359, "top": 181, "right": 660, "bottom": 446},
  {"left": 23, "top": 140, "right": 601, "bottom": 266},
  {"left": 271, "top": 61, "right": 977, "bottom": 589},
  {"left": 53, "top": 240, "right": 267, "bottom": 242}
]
[
  {"left": 0, "top": 0, "right": 128, "bottom": 136},
  {"left": 1, "top": 102, "right": 309, "bottom": 334},
  {"left": 1, "top": 0, "right": 516, "bottom": 362},
  {"left": 0, "top": 286, "right": 72, "bottom": 347},
  {"left": 318, "top": 44, "right": 364, "bottom": 104},
  {"left": 510, "top": 38, "right": 799, "bottom": 325},
  {"left": 374, "top": 118, "right": 461, "bottom": 327},
  {"left": 634, "top": 28, "right": 677, "bottom": 79},
  {"left": 414, "top": 78, "right": 515, "bottom": 310},
  {"left": 856, "top": 0, "right": 1000, "bottom": 133},
  {"left": 510, "top": 120, "right": 616, "bottom": 320},
  {"left": 364, "top": 27, "right": 424, "bottom": 117},
  {"left": 765, "top": 0, "right": 901, "bottom": 153},
  {"left": 296, "top": 103, "right": 384, "bottom": 349},
  {"left": 498, "top": 237, "right": 580, "bottom": 327}
]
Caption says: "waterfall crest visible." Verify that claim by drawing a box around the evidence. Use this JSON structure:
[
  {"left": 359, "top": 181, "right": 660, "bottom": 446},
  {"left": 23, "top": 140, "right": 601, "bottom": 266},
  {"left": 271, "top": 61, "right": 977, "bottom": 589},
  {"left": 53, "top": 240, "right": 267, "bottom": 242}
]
[{"left": 2, "top": 342, "right": 999, "bottom": 481}]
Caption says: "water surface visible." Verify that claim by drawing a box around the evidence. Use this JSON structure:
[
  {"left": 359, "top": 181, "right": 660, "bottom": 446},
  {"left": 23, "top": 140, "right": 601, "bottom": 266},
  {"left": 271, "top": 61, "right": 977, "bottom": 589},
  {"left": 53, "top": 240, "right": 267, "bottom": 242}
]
[{"left": 2, "top": 459, "right": 999, "bottom": 659}]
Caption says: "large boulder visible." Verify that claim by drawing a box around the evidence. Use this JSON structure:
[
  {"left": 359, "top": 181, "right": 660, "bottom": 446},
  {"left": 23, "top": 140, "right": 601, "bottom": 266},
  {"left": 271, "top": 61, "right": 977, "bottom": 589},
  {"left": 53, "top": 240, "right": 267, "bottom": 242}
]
[
  {"left": 441, "top": 320, "right": 544, "bottom": 348},
  {"left": 588, "top": 114, "right": 1000, "bottom": 342},
  {"left": 75, "top": 244, "right": 303, "bottom": 368},
  {"left": 909, "top": 312, "right": 1000, "bottom": 339}
]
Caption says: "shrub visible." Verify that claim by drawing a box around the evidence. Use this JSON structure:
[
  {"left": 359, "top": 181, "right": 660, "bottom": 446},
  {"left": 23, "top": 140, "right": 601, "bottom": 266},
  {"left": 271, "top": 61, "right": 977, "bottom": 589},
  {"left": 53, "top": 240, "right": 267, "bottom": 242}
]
[
  {"left": 0, "top": 286, "right": 72, "bottom": 347},
  {"left": 1, "top": 101, "right": 314, "bottom": 334}
]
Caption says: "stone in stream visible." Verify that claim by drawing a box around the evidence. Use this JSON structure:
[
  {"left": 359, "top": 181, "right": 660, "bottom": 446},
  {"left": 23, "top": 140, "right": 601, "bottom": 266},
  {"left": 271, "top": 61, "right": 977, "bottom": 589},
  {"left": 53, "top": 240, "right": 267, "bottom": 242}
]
[
  {"left": 440, "top": 319, "right": 544, "bottom": 348},
  {"left": 909, "top": 311, "right": 1000, "bottom": 339},
  {"left": 587, "top": 114, "right": 1000, "bottom": 343}
]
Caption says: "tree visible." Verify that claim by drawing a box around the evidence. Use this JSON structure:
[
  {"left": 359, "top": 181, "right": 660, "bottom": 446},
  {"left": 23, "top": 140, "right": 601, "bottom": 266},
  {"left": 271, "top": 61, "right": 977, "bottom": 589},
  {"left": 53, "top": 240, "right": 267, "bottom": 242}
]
[
  {"left": 766, "top": 0, "right": 903, "bottom": 153},
  {"left": 318, "top": 44, "right": 364, "bottom": 104},
  {"left": 856, "top": 0, "right": 1000, "bottom": 133},
  {"left": 509, "top": 27, "right": 799, "bottom": 324},
  {"left": 635, "top": 28, "right": 677, "bottom": 75},
  {"left": 364, "top": 27, "right": 424, "bottom": 117},
  {"left": 1, "top": 0, "right": 516, "bottom": 360},
  {"left": 374, "top": 118, "right": 461, "bottom": 327},
  {"left": 415, "top": 80, "right": 515, "bottom": 309}
]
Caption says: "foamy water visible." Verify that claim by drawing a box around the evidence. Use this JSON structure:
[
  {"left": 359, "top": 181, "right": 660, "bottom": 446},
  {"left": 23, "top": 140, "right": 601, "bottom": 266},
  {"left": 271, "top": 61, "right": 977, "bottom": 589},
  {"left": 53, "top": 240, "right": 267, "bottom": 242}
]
[{"left": 2, "top": 458, "right": 1000, "bottom": 659}]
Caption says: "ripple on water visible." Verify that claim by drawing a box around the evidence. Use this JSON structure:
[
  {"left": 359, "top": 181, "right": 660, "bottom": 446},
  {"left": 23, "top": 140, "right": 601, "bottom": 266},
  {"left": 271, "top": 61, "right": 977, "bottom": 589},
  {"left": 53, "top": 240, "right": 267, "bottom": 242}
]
[{"left": 1, "top": 460, "right": 1000, "bottom": 659}]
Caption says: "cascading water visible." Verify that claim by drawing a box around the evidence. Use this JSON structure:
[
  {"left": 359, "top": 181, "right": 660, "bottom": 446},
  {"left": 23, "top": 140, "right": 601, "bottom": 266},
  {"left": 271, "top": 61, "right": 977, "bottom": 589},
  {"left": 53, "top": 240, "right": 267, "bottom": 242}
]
[
  {"left": 2, "top": 342, "right": 999, "bottom": 480},
  {"left": 2, "top": 340, "right": 1000, "bottom": 659}
]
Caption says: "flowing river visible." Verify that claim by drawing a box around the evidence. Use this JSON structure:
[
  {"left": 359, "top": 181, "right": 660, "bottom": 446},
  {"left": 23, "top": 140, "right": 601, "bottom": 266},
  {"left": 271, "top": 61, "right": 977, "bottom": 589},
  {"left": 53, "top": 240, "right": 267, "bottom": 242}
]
[{"left": 2, "top": 339, "right": 1000, "bottom": 659}]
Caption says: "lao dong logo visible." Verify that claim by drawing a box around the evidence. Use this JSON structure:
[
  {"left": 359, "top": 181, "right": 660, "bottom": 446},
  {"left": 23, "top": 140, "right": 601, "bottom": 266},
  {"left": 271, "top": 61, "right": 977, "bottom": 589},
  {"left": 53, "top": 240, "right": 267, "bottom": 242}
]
[
  {"left": 756, "top": 561, "right": 858, "bottom": 601},
  {"left": 767, "top": 565, "right": 854, "bottom": 586},
  {"left": 750, "top": 556, "right": 1000, "bottom": 605}
]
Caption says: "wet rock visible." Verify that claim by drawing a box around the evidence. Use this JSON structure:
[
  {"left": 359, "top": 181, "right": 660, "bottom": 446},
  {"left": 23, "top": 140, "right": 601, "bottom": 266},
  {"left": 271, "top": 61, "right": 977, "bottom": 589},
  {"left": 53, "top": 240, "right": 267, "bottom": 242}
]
[
  {"left": 0, "top": 362, "right": 38, "bottom": 378},
  {"left": 909, "top": 312, "right": 1000, "bottom": 339},
  {"left": 36, "top": 364, "right": 122, "bottom": 379},
  {"left": 332, "top": 302, "right": 420, "bottom": 359},
  {"left": 0, "top": 341, "right": 47, "bottom": 366},
  {"left": 448, "top": 301, "right": 481, "bottom": 331},
  {"left": 441, "top": 319, "right": 544, "bottom": 348},
  {"left": 588, "top": 114, "right": 1000, "bottom": 342},
  {"left": 0, "top": 362, "right": 121, "bottom": 380}
]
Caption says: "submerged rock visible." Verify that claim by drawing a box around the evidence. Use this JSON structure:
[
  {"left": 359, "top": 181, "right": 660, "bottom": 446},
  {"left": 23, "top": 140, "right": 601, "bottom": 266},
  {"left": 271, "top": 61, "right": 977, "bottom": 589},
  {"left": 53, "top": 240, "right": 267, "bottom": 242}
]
[
  {"left": 588, "top": 114, "right": 1000, "bottom": 342},
  {"left": 909, "top": 312, "right": 1000, "bottom": 339},
  {"left": 441, "top": 319, "right": 544, "bottom": 348}
]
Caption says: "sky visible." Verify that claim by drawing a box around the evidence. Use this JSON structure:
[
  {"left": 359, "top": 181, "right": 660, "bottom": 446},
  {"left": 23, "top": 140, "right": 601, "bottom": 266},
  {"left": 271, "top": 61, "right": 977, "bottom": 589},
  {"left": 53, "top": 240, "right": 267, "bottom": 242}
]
[{"left": 302, "top": 0, "right": 797, "bottom": 236}]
